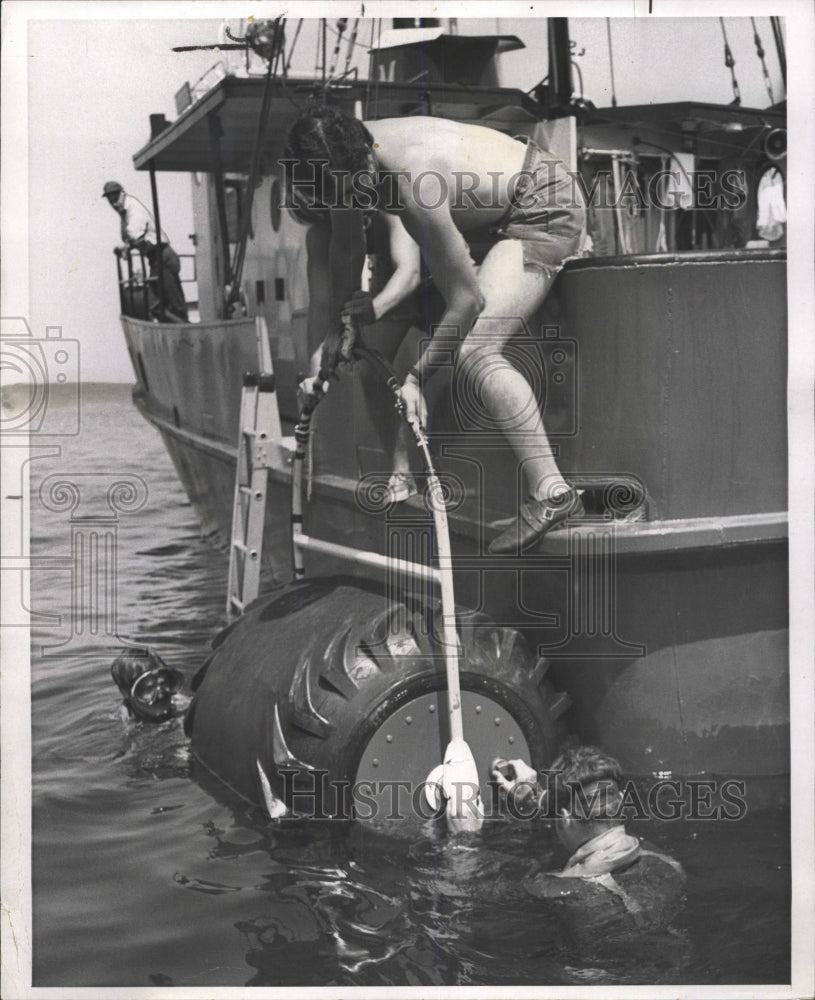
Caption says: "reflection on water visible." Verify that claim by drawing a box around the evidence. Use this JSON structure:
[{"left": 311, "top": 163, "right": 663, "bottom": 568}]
[{"left": 27, "top": 385, "right": 790, "bottom": 987}]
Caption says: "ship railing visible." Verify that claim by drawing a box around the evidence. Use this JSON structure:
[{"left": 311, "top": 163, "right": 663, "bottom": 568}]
[{"left": 115, "top": 247, "right": 197, "bottom": 322}]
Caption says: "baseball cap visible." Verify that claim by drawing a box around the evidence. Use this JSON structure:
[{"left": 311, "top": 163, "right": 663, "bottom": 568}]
[{"left": 103, "top": 181, "right": 123, "bottom": 197}]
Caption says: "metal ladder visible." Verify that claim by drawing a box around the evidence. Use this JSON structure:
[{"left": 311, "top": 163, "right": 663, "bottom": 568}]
[{"left": 226, "top": 317, "right": 281, "bottom": 616}]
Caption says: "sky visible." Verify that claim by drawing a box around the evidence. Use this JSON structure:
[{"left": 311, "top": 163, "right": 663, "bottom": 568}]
[{"left": 0, "top": 2, "right": 796, "bottom": 384}]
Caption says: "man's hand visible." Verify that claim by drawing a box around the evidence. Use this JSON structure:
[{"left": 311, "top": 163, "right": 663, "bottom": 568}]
[
  {"left": 491, "top": 757, "right": 539, "bottom": 795},
  {"left": 342, "top": 290, "right": 377, "bottom": 327},
  {"left": 297, "top": 375, "right": 326, "bottom": 407},
  {"left": 400, "top": 373, "right": 427, "bottom": 429}
]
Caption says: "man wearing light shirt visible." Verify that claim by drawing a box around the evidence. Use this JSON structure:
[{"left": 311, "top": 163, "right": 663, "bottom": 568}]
[{"left": 103, "top": 180, "right": 188, "bottom": 321}]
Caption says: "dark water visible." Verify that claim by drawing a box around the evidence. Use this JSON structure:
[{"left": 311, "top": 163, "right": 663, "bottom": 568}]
[{"left": 27, "top": 384, "right": 790, "bottom": 988}]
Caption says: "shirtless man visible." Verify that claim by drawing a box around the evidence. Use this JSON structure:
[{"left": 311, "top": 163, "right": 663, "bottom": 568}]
[{"left": 284, "top": 105, "right": 585, "bottom": 551}]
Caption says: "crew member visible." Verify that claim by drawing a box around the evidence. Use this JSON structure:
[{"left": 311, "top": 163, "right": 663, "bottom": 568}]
[
  {"left": 111, "top": 647, "right": 191, "bottom": 723},
  {"left": 284, "top": 105, "right": 586, "bottom": 549},
  {"left": 103, "top": 180, "right": 188, "bottom": 322},
  {"left": 492, "top": 746, "right": 686, "bottom": 952}
]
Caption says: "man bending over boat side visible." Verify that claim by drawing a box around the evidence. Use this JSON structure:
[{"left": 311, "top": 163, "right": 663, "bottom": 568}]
[{"left": 284, "top": 105, "right": 586, "bottom": 551}]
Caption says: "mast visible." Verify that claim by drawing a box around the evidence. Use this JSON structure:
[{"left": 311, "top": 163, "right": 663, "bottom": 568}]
[{"left": 547, "top": 18, "right": 573, "bottom": 111}]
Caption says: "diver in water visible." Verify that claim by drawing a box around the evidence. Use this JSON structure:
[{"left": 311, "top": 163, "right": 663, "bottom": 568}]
[
  {"left": 111, "top": 648, "right": 192, "bottom": 723},
  {"left": 492, "top": 746, "right": 686, "bottom": 952},
  {"left": 284, "top": 104, "right": 586, "bottom": 550}
]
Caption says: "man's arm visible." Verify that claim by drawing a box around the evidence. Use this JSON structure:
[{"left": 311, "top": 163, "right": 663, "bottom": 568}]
[
  {"left": 372, "top": 214, "right": 421, "bottom": 319},
  {"left": 303, "top": 208, "right": 366, "bottom": 378},
  {"left": 322, "top": 206, "right": 366, "bottom": 371},
  {"left": 305, "top": 223, "right": 331, "bottom": 375}
]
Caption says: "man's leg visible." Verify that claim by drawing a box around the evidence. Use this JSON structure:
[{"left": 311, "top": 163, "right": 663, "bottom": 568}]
[
  {"left": 161, "top": 246, "right": 188, "bottom": 321},
  {"left": 457, "top": 239, "right": 567, "bottom": 504}
]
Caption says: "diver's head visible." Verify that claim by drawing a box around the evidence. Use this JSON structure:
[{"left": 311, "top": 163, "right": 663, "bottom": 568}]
[
  {"left": 111, "top": 648, "right": 191, "bottom": 722},
  {"left": 283, "top": 103, "right": 375, "bottom": 213},
  {"left": 546, "top": 745, "right": 625, "bottom": 851}
]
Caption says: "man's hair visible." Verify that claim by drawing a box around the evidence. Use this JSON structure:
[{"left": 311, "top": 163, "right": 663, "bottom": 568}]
[
  {"left": 111, "top": 647, "right": 170, "bottom": 695},
  {"left": 284, "top": 103, "right": 374, "bottom": 208},
  {"left": 547, "top": 745, "right": 624, "bottom": 824}
]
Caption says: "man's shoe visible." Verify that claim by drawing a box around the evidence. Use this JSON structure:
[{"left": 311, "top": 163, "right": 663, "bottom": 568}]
[
  {"left": 488, "top": 489, "right": 583, "bottom": 554},
  {"left": 385, "top": 471, "right": 419, "bottom": 504}
]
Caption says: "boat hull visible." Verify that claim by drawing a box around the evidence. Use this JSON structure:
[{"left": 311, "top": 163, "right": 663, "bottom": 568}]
[{"left": 121, "top": 250, "right": 789, "bottom": 780}]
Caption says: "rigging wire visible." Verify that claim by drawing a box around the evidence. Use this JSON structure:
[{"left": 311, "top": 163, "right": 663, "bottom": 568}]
[
  {"left": 606, "top": 19, "right": 618, "bottom": 108},
  {"left": 719, "top": 18, "right": 741, "bottom": 106},
  {"left": 313, "top": 19, "right": 321, "bottom": 78},
  {"left": 365, "top": 20, "right": 382, "bottom": 120},
  {"left": 750, "top": 17, "right": 775, "bottom": 105},
  {"left": 285, "top": 19, "right": 303, "bottom": 73},
  {"left": 327, "top": 18, "right": 348, "bottom": 81},
  {"left": 344, "top": 19, "right": 360, "bottom": 77}
]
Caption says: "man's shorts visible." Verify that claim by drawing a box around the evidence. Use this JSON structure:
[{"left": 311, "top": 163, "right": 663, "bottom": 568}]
[{"left": 493, "top": 138, "right": 586, "bottom": 274}]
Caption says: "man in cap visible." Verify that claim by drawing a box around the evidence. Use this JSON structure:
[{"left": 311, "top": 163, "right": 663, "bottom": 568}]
[{"left": 103, "top": 180, "right": 188, "bottom": 321}]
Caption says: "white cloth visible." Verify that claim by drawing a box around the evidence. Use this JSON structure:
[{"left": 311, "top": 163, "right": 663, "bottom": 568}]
[
  {"left": 119, "top": 194, "right": 168, "bottom": 247},
  {"left": 756, "top": 168, "right": 786, "bottom": 242},
  {"left": 556, "top": 825, "right": 641, "bottom": 879}
]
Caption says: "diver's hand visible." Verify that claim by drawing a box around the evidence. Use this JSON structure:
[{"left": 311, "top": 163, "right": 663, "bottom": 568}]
[
  {"left": 400, "top": 373, "right": 427, "bottom": 430},
  {"left": 491, "top": 757, "right": 539, "bottom": 794},
  {"left": 342, "top": 290, "right": 377, "bottom": 327}
]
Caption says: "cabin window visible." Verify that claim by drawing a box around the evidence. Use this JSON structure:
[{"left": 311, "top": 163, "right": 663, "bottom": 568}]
[{"left": 270, "top": 180, "right": 282, "bottom": 232}]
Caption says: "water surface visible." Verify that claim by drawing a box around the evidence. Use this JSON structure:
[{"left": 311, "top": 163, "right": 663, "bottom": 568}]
[{"left": 28, "top": 384, "right": 790, "bottom": 988}]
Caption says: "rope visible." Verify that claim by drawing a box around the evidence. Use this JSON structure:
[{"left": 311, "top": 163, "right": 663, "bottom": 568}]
[
  {"left": 327, "top": 18, "right": 347, "bottom": 81},
  {"left": 344, "top": 19, "right": 360, "bottom": 77},
  {"left": 313, "top": 19, "right": 321, "bottom": 78},
  {"left": 291, "top": 338, "right": 473, "bottom": 797},
  {"left": 285, "top": 19, "right": 303, "bottom": 73},
  {"left": 606, "top": 19, "right": 617, "bottom": 108},
  {"left": 751, "top": 17, "right": 775, "bottom": 105},
  {"left": 719, "top": 18, "right": 741, "bottom": 106}
]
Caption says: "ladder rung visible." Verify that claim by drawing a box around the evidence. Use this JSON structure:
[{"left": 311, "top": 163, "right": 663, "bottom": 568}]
[
  {"left": 238, "top": 485, "right": 251, "bottom": 495},
  {"left": 232, "top": 540, "right": 247, "bottom": 553},
  {"left": 229, "top": 595, "right": 245, "bottom": 612}
]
